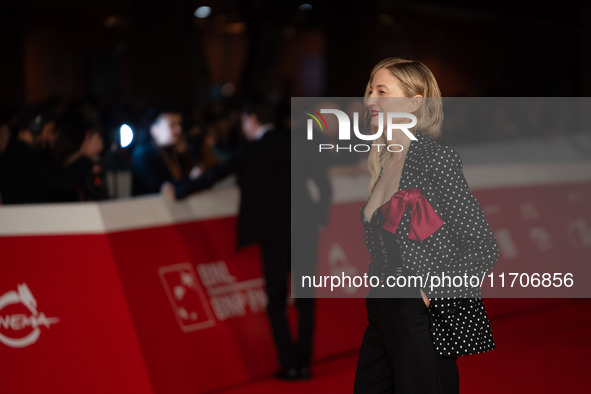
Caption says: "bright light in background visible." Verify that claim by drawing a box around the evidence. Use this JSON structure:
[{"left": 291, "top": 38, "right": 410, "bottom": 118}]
[
  {"left": 299, "top": 3, "right": 312, "bottom": 11},
  {"left": 194, "top": 6, "right": 211, "bottom": 18},
  {"left": 119, "top": 124, "right": 133, "bottom": 148}
]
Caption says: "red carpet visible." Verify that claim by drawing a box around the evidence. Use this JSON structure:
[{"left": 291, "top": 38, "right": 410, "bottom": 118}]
[{"left": 211, "top": 299, "right": 591, "bottom": 393}]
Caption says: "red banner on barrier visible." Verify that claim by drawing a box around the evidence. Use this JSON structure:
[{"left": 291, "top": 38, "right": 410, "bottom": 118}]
[{"left": 1, "top": 180, "right": 590, "bottom": 393}]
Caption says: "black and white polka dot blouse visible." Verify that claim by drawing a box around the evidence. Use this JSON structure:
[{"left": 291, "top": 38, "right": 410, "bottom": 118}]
[{"left": 375, "top": 131, "right": 500, "bottom": 357}]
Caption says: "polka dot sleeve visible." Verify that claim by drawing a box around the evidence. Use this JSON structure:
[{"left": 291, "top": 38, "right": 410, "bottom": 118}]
[{"left": 428, "top": 146, "right": 500, "bottom": 297}]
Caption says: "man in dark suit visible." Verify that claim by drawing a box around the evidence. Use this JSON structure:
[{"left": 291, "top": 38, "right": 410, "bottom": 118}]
[
  {"left": 131, "top": 106, "right": 197, "bottom": 196},
  {"left": 164, "top": 101, "right": 331, "bottom": 381}
]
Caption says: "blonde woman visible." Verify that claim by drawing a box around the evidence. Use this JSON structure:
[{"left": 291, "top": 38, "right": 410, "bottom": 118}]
[{"left": 353, "top": 58, "right": 500, "bottom": 393}]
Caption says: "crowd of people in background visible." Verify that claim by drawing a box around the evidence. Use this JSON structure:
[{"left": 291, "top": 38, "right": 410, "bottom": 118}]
[
  {"left": 0, "top": 96, "right": 565, "bottom": 206},
  {"left": 0, "top": 97, "right": 287, "bottom": 205},
  {"left": 0, "top": 101, "right": 105, "bottom": 204}
]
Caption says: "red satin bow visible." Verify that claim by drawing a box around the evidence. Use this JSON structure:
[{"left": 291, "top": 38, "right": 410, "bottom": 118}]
[{"left": 380, "top": 187, "right": 444, "bottom": 241}]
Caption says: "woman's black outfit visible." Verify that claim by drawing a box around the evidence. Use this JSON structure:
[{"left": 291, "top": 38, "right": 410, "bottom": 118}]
[
  {"left": 353, "top": 199, "right": 459, "bottom": 394},
  {"left": 352, "top": 132, "right": 501, "bottom": 393}
]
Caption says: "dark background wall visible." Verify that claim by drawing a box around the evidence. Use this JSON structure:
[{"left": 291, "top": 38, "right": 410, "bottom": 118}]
[{"left": 0, "top": 0, "right": 588, "bottom": 111}]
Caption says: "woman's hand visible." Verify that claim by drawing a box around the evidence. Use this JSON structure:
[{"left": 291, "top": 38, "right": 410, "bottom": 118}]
[{"left": 420, "top": 288, "right": 430, "bottom": 308}]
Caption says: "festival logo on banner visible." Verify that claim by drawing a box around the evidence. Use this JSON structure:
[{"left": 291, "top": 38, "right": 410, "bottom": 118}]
[
  {"left": 0, "top": 283, "right": 60, "bottom": 348},
  {"left": 197, "top": 261, "right": 267, "bottom": 320},
  {"left": 159, "top": 263, "right": 216, "bottom": 332}
]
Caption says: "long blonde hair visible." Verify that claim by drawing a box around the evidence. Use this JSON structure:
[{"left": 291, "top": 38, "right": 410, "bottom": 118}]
[{"left": 365, "top": 58, "right": 443, "bottom": 194}]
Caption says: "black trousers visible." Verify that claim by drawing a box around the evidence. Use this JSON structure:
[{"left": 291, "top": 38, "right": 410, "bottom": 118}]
[
  {"left": 260, "top": 237, "right": 316, "bottom": 370},
  {"left": 353, "top": 295, "right": 459, "bottom": 394}
]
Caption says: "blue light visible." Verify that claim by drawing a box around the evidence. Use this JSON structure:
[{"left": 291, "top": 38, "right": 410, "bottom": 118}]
[
  {"left": 194, "top": 6, "right": 211, "bottom": 19},
  {"left": 120, "top": 124, "right": 133, "bottom": 148}
]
